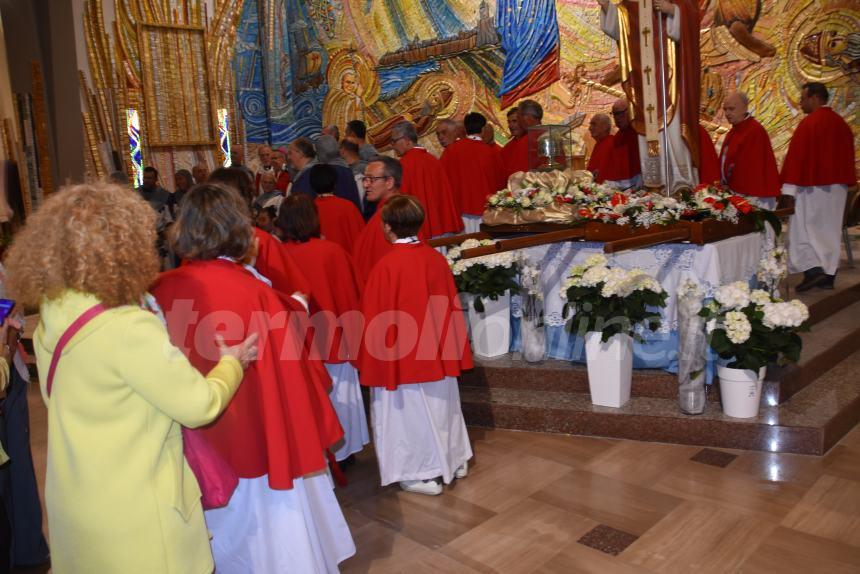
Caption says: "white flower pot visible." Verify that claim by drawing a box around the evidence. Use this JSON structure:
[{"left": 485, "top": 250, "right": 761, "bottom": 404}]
[
  {"left": 718, "top": 366, "right": 766, "bottom": 418},
  {"left": 465, "top": 291, "right": 511, "bottom": 358},
  {"left": 584, "top": 332, "right": 633, "bottom": 408}
]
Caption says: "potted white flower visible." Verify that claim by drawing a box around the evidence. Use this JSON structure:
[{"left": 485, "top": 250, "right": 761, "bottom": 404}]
[
  {"left": 561, "top": 254, "right": 667, "bottom": 407},
  {"left": 519, "top": 261, "right": 545, "bottom": 363},
  {"left": 699, "top": 281, "right": 808, "bottom": 418},
  {"left": 446, "top": 239, "right": 520, "bottom": 358}
]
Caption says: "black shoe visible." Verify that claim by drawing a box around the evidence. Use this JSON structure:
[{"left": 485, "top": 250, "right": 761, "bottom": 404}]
[
  {"left": 796, "top": 273, "right": 826, "bottom": 292},
  {"left": 818, "top": 275, "right": 835, "bottom": 290}
]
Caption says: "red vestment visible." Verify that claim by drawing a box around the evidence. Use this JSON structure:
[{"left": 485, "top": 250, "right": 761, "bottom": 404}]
[
  {"left": 587, "top": 135, "right": 614, "bottom": 183},
  {"left": 400, "top": 148, "right": 463, "bottom": 240},
  {"left": 315, "top": 195, "right": 365, "bottom": 254},
  {"left": 152, "top": 259, "right": 343, "bottom": 490},
  {"left": 253, "top": 227, "right": 311, "bottom": 298},
  {"left": 352, "top": 198, "right": 393, "bottom": 284},
  {"left": 780, "top": 107, "right": 857, "bottom": 187},
  {"left": 441, "top": 138, "right": 507, "bottom": 216},
  {"left": 280, "top": 238, "right": 363, "bottom": 364},
  {"left": 698, "top": 125, "right": 720, "bottom": 185},
  {"left": 604, "top": 126, "right": 642, "bottom": 181},
  {"left": 501, "top": 134, "right": 529, "bottom": 180},
  {"left": 719, "top": 116, "right": 780, "bottom": 197},
  {"left": 358, "top": 243, "right": 473, "bottom": 390}
]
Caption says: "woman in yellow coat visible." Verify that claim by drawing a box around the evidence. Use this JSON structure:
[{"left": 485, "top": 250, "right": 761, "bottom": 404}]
[{"left": 4, "top": 182, "right": 258, "bottom": 574}]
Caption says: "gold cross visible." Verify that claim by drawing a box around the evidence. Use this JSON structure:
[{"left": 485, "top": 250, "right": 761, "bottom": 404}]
[
  {"left": 644, "top": 66, "right": 652, "bottom": 86},
  {"left": 643, "top": 27, "right": 651, "bottom": 47},
  {"left": 647, "top": 104, "right": 655, "bottom": 123}
]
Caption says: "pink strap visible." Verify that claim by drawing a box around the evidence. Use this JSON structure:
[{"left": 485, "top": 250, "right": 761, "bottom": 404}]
[{"left": 46, "top": 304, "right": 106, "bottom": 397}]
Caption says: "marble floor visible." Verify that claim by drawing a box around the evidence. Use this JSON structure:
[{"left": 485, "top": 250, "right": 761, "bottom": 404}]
[{"left": 20, "top": 384, "right": 860, "bottom": 573}]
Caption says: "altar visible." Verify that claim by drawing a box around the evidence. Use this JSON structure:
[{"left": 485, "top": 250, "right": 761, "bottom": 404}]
[{"left": 507, "top": 232, "right": 766, "bottom": 372}]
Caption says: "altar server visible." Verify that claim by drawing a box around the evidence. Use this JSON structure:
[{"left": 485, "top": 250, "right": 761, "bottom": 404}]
[
  {"left": 781, "top": 82, "right": 857, "bottom": 291},
  {"left": 277, "top": 194, "right": 370, "bottom": 462},
  {"left": 441, "top": 112, "right": 506, "bottom": 233},
  {"left": 719, "top": 92, "right": 780, "bottom": 207},
  {"left": 154, "top": 183, "right": 355, "bottom": 572},
  {"left": 587, "top": 113, "right": 614, "bottom": 183},
  {"left": 604, "top": 99, "right": 643, "bottom": 189},
  {"left": 390, "top": 120, "right": 463, "bottom": 240},
  {"left": 358, "top": 195, "right": 473, "bottom": 496},
  {"left": 353, "top": 156, "right": 400, "bottom": 283}
]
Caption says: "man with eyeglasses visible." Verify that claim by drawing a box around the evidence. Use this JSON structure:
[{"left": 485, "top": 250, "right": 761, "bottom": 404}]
[
  {"left": 352, "top": 156, "right": 401, "bottom": 283},
  {"left": 388, "top": 121, "right": 462, "bottom": 241}
]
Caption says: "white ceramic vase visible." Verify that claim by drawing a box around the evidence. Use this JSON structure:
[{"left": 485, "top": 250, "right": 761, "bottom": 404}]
[
  {"left": 465, "top": 291, "right": 511, "bottom": 358},
  {"left": 718, "top": 365, "right": 766, "bottom": 418},
  {"left": 584, "top": 332, "right": 633, "bottom": 408}
]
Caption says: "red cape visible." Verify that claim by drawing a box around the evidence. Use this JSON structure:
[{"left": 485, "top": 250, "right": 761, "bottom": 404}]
[
  {"left": 698, "top": 125, "right": 720, "bottom": 185},
  {"left": 441, "top": 138, "right": 507, "bottom": 216},
  {"left": 280, "top": 238, "right": 363, "bottom": 364},
  {"left": 253, "top": 227, "right": 311, "bottom": 298},
  {"left": 587, "top": 135, "right": 614, "bottom": 183},
  {"left": 604, "top": 126, "right": 642, "bottom": 182},
  {"left": 358, "top": 243, "right": 473, "bottom": 389},
  {"left": 501, "top": 134, "right": 529, "bottom": 180},
  {"left": 400, "top": 148, "right": 463, "bottom": 240},
  {"left": 316, "top": 195, "right": 365, "bottom": 254},
  {"left": 152, "top": 259, "right": 343, "bottom": 490},
  {"left": 780, "top": 107, "right": 856, "bottom": 187},
  {"left": 352, "top": 198, "right": 394, "bottom": 284},
  {"left": 719, "top": 116, "right": 780, "bottom": 197}
]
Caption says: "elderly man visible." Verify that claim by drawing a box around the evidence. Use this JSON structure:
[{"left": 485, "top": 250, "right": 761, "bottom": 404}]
[
  {"left": 781, "top": 82, "right": 856, "bottom": 291},
  {"left": 322, "top": 125, "right": 340, "bottom": 141},
  {"left": 314, "top": 135, "right": 361, "bottom": 209},
  {"left": 353, "top": 156, "right": 401, "bottom": 282},
  {"left": 256, "top": 148, "right": 289, "bottom": 192},
  {"left": 229, "top": 144, "right": 254, "bottom": 182},
  {"left": 250, "top": 144, "right": 272, "bottom": 175},
  {"left": 435, "top": 118, "right": 460, "bottom": 151},
  {"left": 254, "top": 171, "right": 284, "bottom": 212},
  {"left": 441, "top": 112, "right": 506, "bottom": 232},
  {"left": 501, "top": 100, "right": 543, "bottom": 178},
  {"left": 192, "top": 162, "right": 209, "bottom": 184},
  {"left": 718, "top": 92, "right": 780, "bottom": 207},
  {"left": 603, "top": 99, "right": 643, "bottom": 189},
  {"left": 390, "top": 121, "right": 462, "bottom": 240},
  {"left": 587, "top": 113, "right": 613, "bottom": 183},
  {"left": 137, "top": 166, "right": 170, "bottom": 213}
]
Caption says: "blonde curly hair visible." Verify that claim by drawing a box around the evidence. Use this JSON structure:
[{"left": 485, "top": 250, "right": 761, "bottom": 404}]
[{"left": 4, "top": 182, "right": 160, "bottom": 309}]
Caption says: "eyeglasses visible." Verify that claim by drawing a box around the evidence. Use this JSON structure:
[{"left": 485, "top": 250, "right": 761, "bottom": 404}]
[
  {"left": 362, "top": 175, "right": 390, "bottom": 183},
  {"left": 390, "top": 136, "right": 405, "bottom": 146}
]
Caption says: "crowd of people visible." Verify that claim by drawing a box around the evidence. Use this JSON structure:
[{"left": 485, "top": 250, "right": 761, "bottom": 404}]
[{"left": 0, "top": 78, "right": 853, "bottom": 572}]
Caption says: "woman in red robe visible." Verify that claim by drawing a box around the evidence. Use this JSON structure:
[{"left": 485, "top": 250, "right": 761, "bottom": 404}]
[
  {"left": 307, "top": 164, "right": 365, "bottom": 254},
  {"left": 277, "top": 194, "right": 370, "bottom": 463},
  {"left": 153, "top": 183, "right": 355, "bottom": 572}
]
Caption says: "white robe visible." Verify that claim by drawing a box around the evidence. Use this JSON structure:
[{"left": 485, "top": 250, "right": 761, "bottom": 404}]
[
  {"left": 371, "top": 376, "right": 473, "bottom": 486},
  {"left": 601, "top": 4, "right": 697, "bottom": 191},
  {"left": 783, "top": 183, "right": 847, "bottom": 275},
  {"left": 205, "top": 472, "right": 355, "bottom": 573},
  {"left": 324, "top": 362, "right": 370, "bottom": 461}
]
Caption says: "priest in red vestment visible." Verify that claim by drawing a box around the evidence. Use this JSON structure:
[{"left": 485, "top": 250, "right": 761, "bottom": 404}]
[
  {"left": 303, "top": 164, "right": 365, "bottom": 254},
  {"left": 352, "top": 157, "right": 399, "bottom": 283},
  {"left": 500, "top": 106, "right": 528, "bottom": 180},
  {"left": 153, "top": 183, "right": 355, "bottom": 571},
  {"left": 358, "top": 195, "right": 473, "bottom": 496},
  {"left": 698, "top": 124, "right": 720, "bottom": 185},
  {"left": 441, "top": 112, "right": 506, "bottom": 233},
  {"left": 277, "top": 194, "right": 369, "bottom": 463},
  {"left": 781, "top": 82, "right": 857, "bottom": 290},
  {"left": 719, "top": 92, "right": 780, "bottom": 205},
  {"left": 587, "top": 113, "right": 613, "bottom": 183},
  {"left": 604, "top": 100, "right": 643, "bottom": 189},
  {"left": 390, "top": 121, "right": 463, "bottom": 240}
]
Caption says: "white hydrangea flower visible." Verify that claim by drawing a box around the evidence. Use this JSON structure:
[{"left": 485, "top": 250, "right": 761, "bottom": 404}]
[
  {"left": 750, "top": 289, "right": 771, "bottom": 306},
  {"left": 581, "top": 265, "right": 610, "bottom": 287},
  {"left": 585, "top": 254, "right": 608, "bottom": 267},
  {"left": 724, "top": 310, "right": 751, "bottom": 344},
  {"left": 714, "top": 281, "right": 751, "bottom": 310},
  {"left": 762, "top": 300, "right": 809, "bottom": 329}
]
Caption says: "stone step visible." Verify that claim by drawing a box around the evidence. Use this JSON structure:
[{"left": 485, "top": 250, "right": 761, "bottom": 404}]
[{"left": 460, "top": 344, "right": 860, "bottom": 455}]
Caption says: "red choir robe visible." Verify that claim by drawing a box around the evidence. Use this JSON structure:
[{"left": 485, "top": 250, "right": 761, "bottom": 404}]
[
  {"left": 280, "top": 238, "right": 363, "bottom": 364},
  {"left": 253, "top": 227, "right": 311, "bottom": 298},
  {"left": 603, "top": 125, "right": 642, "bottom": 182},
  {"left": 780, "top": 106, "right": 857, "bottom": 187},
  {"left": 152, "top": 259, "right": 343, "bottom": 490},
  {"left": 358, "top": 243, "right": 473, "bottom": 390},
  {"left": 441, "top": 137, "right": 507, "bottom": 216},
  {"left": 698, "top": 125, "right": 720, "bottom": 185},
  {"left": 719, "top": 116, "right": 780, "bottom": 197},
  {"left": 587, "top": 135, "right": 614, "bottom": 183},
  {"left": 352, "top": 197, "right": 394, "bottom": 284},
  {"left": 316, "top": 195, "right": 365, "bottom": 254},
  {"left": 399, "top": 148, "right": 463, "bottom": 240},
  {"left": 501, "top": 134, "right": 529, "bottom": 180}
]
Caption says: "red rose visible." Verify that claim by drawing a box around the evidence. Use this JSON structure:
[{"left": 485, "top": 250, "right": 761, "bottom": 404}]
[{"left": 728, "top": 195, "right": 753, "bottom": 214}]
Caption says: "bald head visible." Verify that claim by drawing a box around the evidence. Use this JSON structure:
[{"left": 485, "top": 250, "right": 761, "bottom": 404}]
[
  {"left": 435, "top": 118, "right": 459, "bottom": 148},
  {"left": 722, "top": 92, "right": 749, "bottom": 125},
  {"left": 589, "top": 113, "right": 612, "bottom": 140},
  {"left": 611, "top": 99, "right": 631, "bottom": 129}
]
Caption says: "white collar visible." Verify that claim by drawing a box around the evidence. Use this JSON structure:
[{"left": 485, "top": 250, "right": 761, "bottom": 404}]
[
  {"left": 217, "top": 256, "right": 273, "bottom": 286},
  {"left": 394, "top": 236, "right": 419, "bottom": 244},
  {"left": 467, "top": 135, "right": 482, "bottom": 141}
]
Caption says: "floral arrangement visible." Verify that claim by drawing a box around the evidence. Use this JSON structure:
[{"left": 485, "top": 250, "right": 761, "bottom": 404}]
[
  {"left": 446, "top": 238, "right": 520, "bottom": 312},
  {"left": 486, "top": 171, "right": 566, "bottom": 211},
  {"left": 561, "top": 254, "right": 667, "bottom": 342},
  {"left": 699, "top": 280, "right": 808, "bottom": 371},
  {"left": 679, "top": 183, "right": 752, "bottom": 223},
  {"left": 757, "top": 245, "right": 788, "bottom": 296},
  {"left": 519, "top": 261, "right": 544, "bottom": 325}
]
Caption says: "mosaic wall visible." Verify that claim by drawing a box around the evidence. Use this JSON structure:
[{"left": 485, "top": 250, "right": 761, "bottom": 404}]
[{"left": 235, "top": 0, "right": 859, "bottom": 163}]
